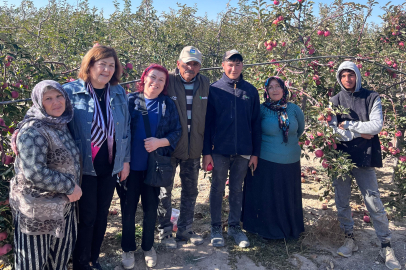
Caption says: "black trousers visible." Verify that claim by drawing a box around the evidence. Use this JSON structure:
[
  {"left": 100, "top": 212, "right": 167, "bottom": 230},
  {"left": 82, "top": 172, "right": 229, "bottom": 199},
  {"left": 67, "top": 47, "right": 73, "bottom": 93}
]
[
  {"left": 119, "top": 170, "right": 160, "bottom": 252},
  {"left": 73, "top": 173, "right": 117, "bottom": 269}
]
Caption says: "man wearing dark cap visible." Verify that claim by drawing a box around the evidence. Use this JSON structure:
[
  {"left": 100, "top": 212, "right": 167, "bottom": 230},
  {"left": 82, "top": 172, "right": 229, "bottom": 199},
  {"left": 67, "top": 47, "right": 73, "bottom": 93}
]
[
  {"left": 157, "top": 46, "right": 210, "bottom": 248},
  {"left": 202, "top": 50, "right": 261, "bottom": 248}
]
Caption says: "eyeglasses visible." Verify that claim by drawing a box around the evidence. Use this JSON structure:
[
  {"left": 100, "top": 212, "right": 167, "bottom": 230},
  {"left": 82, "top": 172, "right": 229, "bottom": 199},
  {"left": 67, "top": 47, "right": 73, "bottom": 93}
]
[{"left": 267, "top": 85, "right": 282, "bottom": 91}]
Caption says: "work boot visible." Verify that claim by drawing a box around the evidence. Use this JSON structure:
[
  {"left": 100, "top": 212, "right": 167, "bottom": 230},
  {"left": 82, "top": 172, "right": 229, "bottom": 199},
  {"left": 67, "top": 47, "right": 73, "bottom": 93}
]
[
  {"left": 227, "top": 225, "right": 250, "bottom": 248},
  {"left": 380, "top": 246, "right": 401, "bottom": 270},
  {"left": 159, "top": 232, "right": 177, "bottom": 249},
  {"left": 143, "top": 247, "right": 157, "bottom": 268},
  {"left": 337, "top": 238, "right": 358, "bottom": 257},
  {"left": 121, "top": 251, "right": 135, "bottom": 269},
  {"left": 211, "top": 225, "right": 224, "bottom": 247},
  {"left": 176, "top": 230, "right": 204, "bottom": 245}
]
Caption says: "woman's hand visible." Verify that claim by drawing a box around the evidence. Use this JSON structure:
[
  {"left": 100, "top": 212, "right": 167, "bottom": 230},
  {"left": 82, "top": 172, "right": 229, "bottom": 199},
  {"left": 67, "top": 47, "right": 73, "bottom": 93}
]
[
  {"left": 144, "top": 137, "right": 169, "bottom": 153},
  {"left": 118, "top": 162, "right": 130, "bottom": 181},
  {"left": 67, "top": 184, "right": 82, "bottom": 202},
  {"left": 10, "top": 129, "right": 19, "bottom": 155}
]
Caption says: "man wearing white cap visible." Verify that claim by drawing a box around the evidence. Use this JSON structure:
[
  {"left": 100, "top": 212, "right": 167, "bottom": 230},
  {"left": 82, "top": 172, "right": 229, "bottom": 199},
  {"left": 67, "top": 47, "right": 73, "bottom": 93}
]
[{"left": 157, "top": 46, "right": 210, "bottom": 248}]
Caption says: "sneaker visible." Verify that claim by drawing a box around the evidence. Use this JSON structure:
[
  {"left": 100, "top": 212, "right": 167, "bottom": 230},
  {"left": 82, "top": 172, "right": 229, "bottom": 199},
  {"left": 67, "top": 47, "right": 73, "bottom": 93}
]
[
  {"left": 176, "top": 230, "right": 204, "bottom": 245},
  {"left": 121, "top": 251, "right": 135, "bottom": 269},
  {"left": 337, "top": 238, "right": 358, "bottom": 257},
  {"left": 211, "top": 225, "right": 224, "bottom": 247},
  {"left": 380, "top": 247, "right": 402, "bottom": 270},
  {"left": 159, "top": 233, "right": 177, "bottom": 249},
  {"left": 143, "top": 247, "right": 157, "bottom": 268},
  {"left": 227, "top": 225, "right": 250, "bottom": 248}
]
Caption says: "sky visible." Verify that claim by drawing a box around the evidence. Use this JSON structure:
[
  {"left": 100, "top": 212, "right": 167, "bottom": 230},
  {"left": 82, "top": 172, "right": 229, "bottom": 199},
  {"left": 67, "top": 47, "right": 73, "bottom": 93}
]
[{"left": 1, "top": 0, "right": 405, "bottom": 25}]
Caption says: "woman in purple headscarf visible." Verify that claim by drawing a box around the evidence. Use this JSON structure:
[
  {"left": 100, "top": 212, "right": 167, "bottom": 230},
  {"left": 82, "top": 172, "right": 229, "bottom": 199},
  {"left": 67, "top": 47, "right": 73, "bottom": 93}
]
[
  {"left": 10, "top": 80, "right": 82, "bottom": 270},
  {"left": 241, "top": 76, "right": 305, "bottom": 240}
]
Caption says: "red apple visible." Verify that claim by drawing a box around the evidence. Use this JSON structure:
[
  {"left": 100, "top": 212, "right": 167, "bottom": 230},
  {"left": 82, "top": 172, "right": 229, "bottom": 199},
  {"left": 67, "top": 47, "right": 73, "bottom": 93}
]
[
  {"left": 4, "top": 155, "right": 14, "bottom": 165},
  {"left": 326, "top": 115, "right": 332, "bottom": 122},
  {"left": 0, "top": 244, "right": 12, "bottom": 256},
  {"left": 301, "top": 172, "right": 305, "bottom": 177},
  {"left": 312, "top": 170, "right": 317, "bottom": 175},
  {"left": 274, "top": 0, "right": 279, "bottom": 4},
  {"left": 363, "top": 215, "right": 370, "bottom": 223},
  {"left": 317, "top": 132, "right": 324, "bottom": 137},
  {"left": 0, "top": 232, "right": 7, "bottom": 241},
  {"left": 324, "top": 30, "right": 331, "bottom": 37},
  {"left": 207, "top": 163, "right": 213, "bottom": 171},
  {"left": 11, "top": 91, "right": 19, "bottom": 99}
]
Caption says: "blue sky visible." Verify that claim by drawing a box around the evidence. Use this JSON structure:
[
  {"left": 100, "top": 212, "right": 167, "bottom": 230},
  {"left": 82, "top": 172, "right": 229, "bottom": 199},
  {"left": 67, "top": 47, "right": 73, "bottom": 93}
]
[{"left": 2, "top": 0, "right": 404, "bottom": 24}]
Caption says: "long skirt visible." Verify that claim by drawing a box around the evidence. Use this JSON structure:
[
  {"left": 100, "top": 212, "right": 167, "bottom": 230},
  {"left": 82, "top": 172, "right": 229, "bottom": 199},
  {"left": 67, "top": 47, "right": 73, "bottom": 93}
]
[
  {"left": 14, "top": 205, "right": 77, "bottom": 270},
  {"left": 242, "top": 158, "right": 304, "bottom": 239}
]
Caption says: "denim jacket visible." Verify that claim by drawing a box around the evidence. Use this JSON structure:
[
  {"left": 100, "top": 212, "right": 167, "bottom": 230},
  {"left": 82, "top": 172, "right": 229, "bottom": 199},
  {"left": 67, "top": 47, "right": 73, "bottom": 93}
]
[{"left": 63, "top": 79, "right": 131, "bottom": 176}]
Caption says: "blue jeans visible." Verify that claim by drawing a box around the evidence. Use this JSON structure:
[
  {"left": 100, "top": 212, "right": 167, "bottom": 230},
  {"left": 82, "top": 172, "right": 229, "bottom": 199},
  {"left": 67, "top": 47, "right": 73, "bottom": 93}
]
[
  {"left": 210, "top": 154, "right": 249, "bottom": 227},
  {"left": 333, "top": 167, "right": 391, "bottom": 243}
]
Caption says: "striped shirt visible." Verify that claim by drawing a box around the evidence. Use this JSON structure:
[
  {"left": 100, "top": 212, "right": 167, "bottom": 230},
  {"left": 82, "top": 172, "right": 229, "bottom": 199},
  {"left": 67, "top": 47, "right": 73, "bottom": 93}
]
[{"left": 180, "top": 75, "right": 196, "bottom": 132}]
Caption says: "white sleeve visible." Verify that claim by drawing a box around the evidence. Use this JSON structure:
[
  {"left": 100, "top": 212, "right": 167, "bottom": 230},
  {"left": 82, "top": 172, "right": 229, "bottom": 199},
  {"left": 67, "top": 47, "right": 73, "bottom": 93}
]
[{"left": 342, "top": 97, "right": 383, "bottom": 135}]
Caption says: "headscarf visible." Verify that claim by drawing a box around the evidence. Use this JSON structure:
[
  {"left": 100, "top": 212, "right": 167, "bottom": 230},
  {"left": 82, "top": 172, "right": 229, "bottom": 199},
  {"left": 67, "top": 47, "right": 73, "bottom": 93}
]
[
  {"left": 263, "top": 76, "right": 290, "bottom": 143},
  {"left": 18, "top": 80, "right": 73, "bottom": 130}
]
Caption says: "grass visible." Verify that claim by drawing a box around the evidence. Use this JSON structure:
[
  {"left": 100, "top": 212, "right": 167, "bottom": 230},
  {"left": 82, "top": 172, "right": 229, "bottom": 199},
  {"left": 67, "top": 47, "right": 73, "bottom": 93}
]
[
  {"left": 115, "top": 224, "right": 143, "bottom": 242},
  {"left": 226, "top": 231, "right": 305, "bottom": 270}
]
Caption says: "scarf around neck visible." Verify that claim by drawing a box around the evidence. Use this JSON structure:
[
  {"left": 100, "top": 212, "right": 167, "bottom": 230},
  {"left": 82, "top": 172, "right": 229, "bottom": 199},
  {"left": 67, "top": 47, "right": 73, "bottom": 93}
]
[
  {"left": 88, "top": 82, "right": 115, "bottom": 164},
  {"left": 18, "top": 80, "right": 74, "bottom": 130},
  {"left": 263, "top": 76, "right": 290, "bottom": 143}
]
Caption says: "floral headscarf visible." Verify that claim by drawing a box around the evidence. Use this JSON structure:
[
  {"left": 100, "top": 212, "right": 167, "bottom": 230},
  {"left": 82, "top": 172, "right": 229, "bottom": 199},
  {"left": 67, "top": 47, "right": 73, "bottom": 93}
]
[
  {"left": 18, "top": 80, "right": 73, "bottom": 129},
  {"left": 263, "top": 76, "right": 290, "bottom": 143}
]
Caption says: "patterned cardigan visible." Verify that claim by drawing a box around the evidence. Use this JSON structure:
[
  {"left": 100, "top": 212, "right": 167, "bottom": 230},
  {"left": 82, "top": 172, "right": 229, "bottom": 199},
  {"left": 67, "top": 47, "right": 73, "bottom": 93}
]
[{"left": 9, "top": 120, "right": 80, "bottom": 238}]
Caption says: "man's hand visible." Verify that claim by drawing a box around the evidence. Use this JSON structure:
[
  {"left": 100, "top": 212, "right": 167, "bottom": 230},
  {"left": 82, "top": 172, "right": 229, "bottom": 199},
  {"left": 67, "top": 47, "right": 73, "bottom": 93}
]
[
  {"left": 360, "top": 134, "right": 374, "bottom": 140},
  {"left": 202, "top": 155, "right": 214, "bottom": 171},
  {"left": 248, "top": 156, "right": 258, "bottom": 171},
  {"left": 338, "top": 122, "right": 346, "bottom": 130},
  {"left": 67, "top": 184, "right": 82, "bottom": 202},
  {"left": 118, "top": 162, "right": 130, "bottom": 181}
]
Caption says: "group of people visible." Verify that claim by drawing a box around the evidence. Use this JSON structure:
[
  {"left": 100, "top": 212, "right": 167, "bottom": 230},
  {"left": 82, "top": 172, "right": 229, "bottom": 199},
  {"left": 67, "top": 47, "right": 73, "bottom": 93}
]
[{"left": 7, "top": 43, "right": 402, "bottom": 270}]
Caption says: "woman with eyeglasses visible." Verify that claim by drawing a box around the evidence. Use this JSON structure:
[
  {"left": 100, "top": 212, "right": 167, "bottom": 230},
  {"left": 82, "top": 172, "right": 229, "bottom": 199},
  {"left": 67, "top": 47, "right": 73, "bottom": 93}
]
[{"left": 241, "top": 76, "right": 305, "bottom": 240}]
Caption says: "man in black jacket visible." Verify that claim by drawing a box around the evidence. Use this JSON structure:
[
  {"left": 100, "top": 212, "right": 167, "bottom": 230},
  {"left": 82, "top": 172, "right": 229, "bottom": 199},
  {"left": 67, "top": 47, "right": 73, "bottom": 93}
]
[{"left": 202, "top": 50, "right": 261, "bottom": 248}]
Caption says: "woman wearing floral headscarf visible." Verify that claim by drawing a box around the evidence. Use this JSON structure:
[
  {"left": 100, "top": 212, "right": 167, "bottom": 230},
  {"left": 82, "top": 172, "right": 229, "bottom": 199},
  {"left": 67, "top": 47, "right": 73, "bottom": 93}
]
[
  {"left": 241, "top": 76, "right": 305, "bottom": 240},
  {"left": 10, "top": 80, "right": 82, "bottom": 270}
]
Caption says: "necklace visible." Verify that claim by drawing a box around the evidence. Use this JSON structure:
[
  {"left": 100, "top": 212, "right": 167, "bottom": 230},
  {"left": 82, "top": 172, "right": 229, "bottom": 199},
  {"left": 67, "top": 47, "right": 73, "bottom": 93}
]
[{"left": 94, "top": 88, "right": 106, "bottom": 102}]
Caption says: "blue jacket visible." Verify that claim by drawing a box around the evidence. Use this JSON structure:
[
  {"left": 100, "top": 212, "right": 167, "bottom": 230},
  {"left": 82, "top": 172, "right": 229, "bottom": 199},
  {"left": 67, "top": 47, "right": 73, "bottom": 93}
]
[
  {"left": 63, "top": 79, "right": 131, "bottom": 176},
  {"left": 128, "top": 92, "right": 182, "bottom": 160},
  {"left": 202, "top": 73, "right": 262, "bottom": 156}
]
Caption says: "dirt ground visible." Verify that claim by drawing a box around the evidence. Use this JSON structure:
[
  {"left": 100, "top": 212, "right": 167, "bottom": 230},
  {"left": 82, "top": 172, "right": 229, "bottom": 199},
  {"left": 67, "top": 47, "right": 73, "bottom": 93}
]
[
  {"left": 2, "top": 154, "right": 404, "bottom": 269},
  {"left": 93, "top": 155, "right": 406, "bottom": 270}
]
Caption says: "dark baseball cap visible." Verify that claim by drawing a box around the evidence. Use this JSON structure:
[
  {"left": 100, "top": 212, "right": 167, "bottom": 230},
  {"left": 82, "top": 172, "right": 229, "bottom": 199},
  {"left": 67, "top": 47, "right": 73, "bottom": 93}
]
[{"left": 222, "top": 49, "right": 243, "bottom": 62}]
